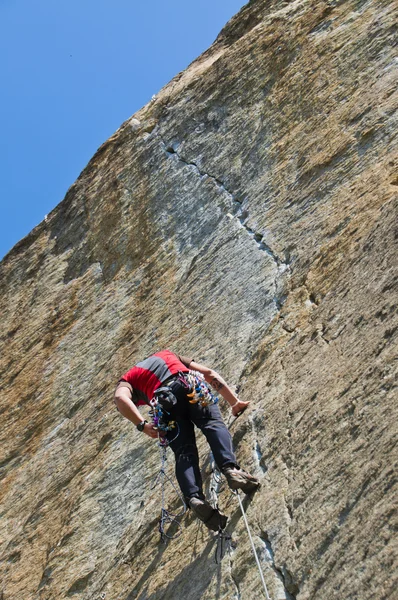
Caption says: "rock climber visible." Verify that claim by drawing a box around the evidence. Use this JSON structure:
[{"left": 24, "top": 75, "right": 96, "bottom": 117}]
[{"left": 114, "top": 349, "right": 260, "bottom": 531}]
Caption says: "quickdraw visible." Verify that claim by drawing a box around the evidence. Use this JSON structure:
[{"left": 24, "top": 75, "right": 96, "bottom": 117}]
[
  {"left": 149, "top": 400, "right": 176, "bottom": 431},
  {"left": 215, "top": 528, "right": 233, "bottom": 564},
  {"left": 185, "top": 370, "right": 220, "bottom": 407}
]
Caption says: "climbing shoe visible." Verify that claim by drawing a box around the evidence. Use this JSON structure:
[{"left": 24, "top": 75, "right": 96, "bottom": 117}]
[
  {"left": 189, "top": 497, "right": 228, "bottom": 531},
  {"left": 222, "top": 466, "right": 260, "bottom": 494}
]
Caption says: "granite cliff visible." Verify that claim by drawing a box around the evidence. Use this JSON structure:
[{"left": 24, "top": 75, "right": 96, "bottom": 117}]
[{"left": 1, "top": 0, "right": 397, "bottom": 598}]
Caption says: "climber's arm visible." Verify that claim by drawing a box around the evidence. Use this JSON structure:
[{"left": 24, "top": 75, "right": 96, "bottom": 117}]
[
  {"left": 188, "top": 360, "right": 250, "bottom": 416},
  {"left": 114, "top": 384, "right": 158, "bottom": 438}
]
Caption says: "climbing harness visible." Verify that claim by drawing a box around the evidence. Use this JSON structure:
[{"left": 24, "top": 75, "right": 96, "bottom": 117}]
[
  {"left": 151, "top": 443, "right": 186, "bottom": 542},
  {"left": 185, "top": 370, "right": 220, "bottom": 408},
  {"left": 235, "top": 490, "right": 272, "bottom": 600}
]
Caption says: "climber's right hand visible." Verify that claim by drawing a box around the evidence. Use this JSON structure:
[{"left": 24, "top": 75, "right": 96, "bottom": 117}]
[{"left": 143, "top": 423, "right": 159, "bottom": 438}]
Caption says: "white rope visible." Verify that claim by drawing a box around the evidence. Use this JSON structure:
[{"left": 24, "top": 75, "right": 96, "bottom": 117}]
[{"left": 235, "top": 491, "right": 272, "bottom": 600}]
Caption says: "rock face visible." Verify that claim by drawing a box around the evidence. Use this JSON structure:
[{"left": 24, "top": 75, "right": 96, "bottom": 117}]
[{"left": 1, "top": 0, "right": 397, "bottom": 598}]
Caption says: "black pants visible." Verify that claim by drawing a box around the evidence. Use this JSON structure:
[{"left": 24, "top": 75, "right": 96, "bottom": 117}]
[{"left": 165, "top": 378, "right": 237, "bottom": 502}]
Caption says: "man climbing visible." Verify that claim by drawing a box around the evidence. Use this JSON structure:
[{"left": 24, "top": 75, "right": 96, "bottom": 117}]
[{"left": 114, "top": 349, "right": 260, "bottom": 531}]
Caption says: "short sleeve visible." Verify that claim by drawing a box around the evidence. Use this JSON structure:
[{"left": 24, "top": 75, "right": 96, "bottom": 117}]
[
  {"left": 177, "top": 355, "right": 193, "bottom": 368},
  {"left": 116, "top": 380, "right": 133, "bottom": 394}
]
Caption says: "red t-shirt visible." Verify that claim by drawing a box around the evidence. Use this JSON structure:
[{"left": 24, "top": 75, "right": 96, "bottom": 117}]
[{"left": 119, "top": 350, "right": 192, "bottom": 406}]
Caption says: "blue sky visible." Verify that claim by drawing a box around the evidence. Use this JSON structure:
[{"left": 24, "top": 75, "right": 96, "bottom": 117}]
[{"left": 0, "top": 0, "right": 246, "bottom": 260}]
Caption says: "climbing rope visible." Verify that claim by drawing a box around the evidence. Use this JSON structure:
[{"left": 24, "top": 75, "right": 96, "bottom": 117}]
[
  {"left": 151, "top": 442, "right": 186, "bottom": 542},
  {"left": 235, "top": 490, "right": 272, "bottom": 600},
  {"left": 149, "top": 394, "right": 186, "bottom": 542},
  {"left": 208, "top": 413, "right": 272, "bottom": 597}
]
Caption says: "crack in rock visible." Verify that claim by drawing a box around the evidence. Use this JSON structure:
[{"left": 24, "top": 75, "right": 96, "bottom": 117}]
[
  {"left": 236, "top": 210, "right": 290, "bottom": 311},
  {"left": 260, "top": 533, "right": 299, "bottom": 600},
  {"left": 236, "top": 210, "right": 282, "bottom": 264},
  {"left": 230, "top": 571, "right": 242, "bottom": 600},
  {"left": 160, "top": 137, "right": 291, "bottom": 312},
  {"left": 255, "top": 440, "right": 269, "bottom": 474},
  {"left": 249, "top": 413, "right": 269, "bottom": 475},
  {"left": 161, "top": 138, "right": 239, "bottom": 204}
]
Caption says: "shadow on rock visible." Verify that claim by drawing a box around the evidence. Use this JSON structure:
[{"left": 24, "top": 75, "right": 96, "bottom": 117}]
[{"left": 125, "top": 535, "right": 217, "bottom": 600}]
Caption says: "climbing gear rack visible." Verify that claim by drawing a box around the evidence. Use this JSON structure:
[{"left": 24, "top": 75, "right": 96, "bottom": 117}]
[
  {"left": 185, "top": 370, "right": 220, "bottom": 407},
  {"left": 149, "top": 396, "right": 177, "bottom": 438}
]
